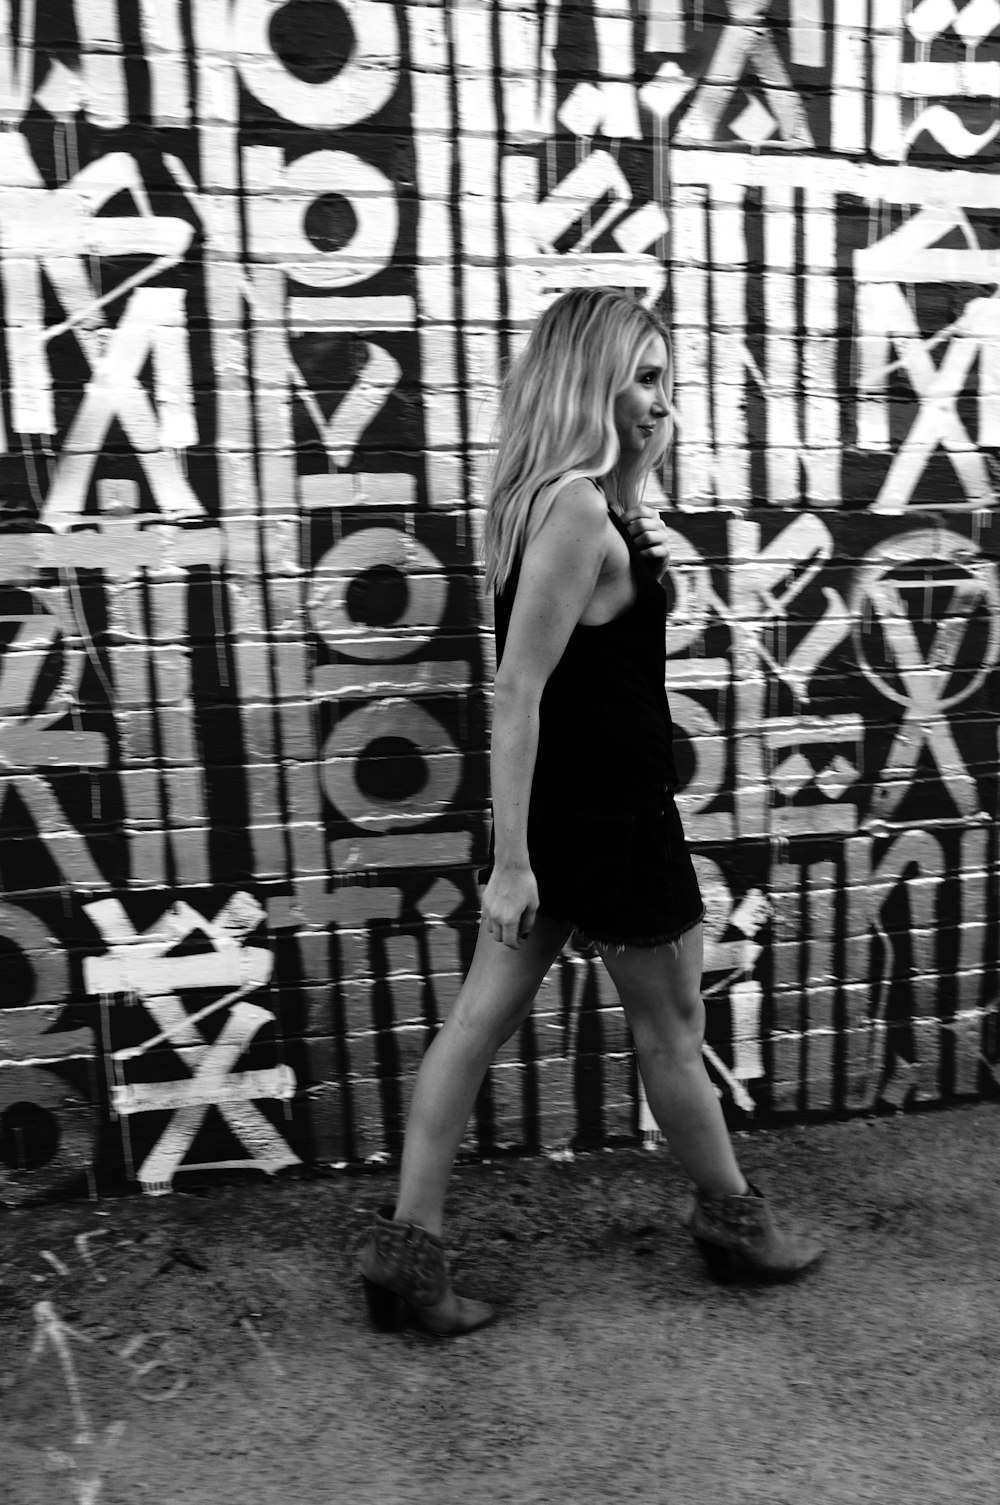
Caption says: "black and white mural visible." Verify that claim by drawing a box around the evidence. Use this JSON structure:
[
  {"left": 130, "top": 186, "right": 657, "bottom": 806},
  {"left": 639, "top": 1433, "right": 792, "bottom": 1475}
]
[{"left": 0, "top": 0, "right": 997, "bottom": 1201}]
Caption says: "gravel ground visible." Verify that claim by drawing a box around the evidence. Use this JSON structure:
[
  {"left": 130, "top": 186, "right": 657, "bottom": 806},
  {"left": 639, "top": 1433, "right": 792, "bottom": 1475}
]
[{"left": 1, "top": 1104, "right": 997, "bottom": 1505}]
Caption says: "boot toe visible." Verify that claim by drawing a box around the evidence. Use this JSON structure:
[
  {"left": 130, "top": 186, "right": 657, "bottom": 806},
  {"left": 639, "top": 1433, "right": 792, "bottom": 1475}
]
[{"left": 416, "top": 1292, "right": 497, "bottom": 1337}]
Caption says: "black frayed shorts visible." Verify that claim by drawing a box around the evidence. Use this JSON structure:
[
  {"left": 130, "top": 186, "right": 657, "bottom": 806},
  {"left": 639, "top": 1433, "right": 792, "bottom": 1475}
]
[{"left": 480, "top": 787, "right": 705, "bottom": 949}]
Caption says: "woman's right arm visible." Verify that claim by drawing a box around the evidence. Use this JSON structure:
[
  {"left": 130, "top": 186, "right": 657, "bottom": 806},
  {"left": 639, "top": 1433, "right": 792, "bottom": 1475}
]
[{"left": 482, "top": 480, "right": 609, "bottom": 949}]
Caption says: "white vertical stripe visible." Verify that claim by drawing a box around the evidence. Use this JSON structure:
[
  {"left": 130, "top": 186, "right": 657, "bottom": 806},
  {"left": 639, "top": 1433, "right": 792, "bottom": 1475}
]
[
  {"left": 832, "top": 0, "right": 868, "bottom": 154},
  {"left": 764, "top": 186, "right": 801, "bottom": 505},
  {"left": 645, "top": 0, "right": 684, "bottom": 54},
  {"left": 454, "top": 3, "right": 500, "bottom": 501},
  {"left": 803, "top": 190, "right": 841, "bottom": 498},
  {"left": 411, "top": 3, "right": 463, "bottom": 507},
  {"left": 193, "top": 2, "right": 284, "bottom": 893},
  {"left": 710, "top": 189, "right": 750, "bottom": 506},
  {"left": 790, "top": 0, "right": 826, "bottom": 67},
  {"left": 139, "top": 0, "right": 191, "bottom": 127},
  {"left": 672, "top": 187, "right": 715, "bottom": 509},
  {"left": 870, "top": 0, "right": 903, "bottom": 161},
  {"left": 499, "top": 0, "right": 560, "bottom": 142},
  {"left": 74, "top": 0, "right": 127, "bottom": 128}
]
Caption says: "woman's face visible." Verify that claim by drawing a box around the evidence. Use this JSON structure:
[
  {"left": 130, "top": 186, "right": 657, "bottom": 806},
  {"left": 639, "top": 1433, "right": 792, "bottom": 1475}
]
[{"left": 613, "top": 334, "right": 671, "bottom": 457}]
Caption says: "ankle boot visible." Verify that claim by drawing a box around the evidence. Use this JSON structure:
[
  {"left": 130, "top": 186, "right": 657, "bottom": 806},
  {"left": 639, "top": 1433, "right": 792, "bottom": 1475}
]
[
  {"left": 358, "top": 1205, "right": 497, "bottom": 1337},
  {"left": 684, "top": 1182, "right": 824, "bottom": 1283}
]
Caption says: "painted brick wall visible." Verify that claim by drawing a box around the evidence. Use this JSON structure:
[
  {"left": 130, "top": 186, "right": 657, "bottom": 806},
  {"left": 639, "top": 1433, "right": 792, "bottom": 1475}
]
[{"left": 0, "top": 0, "right": 997, "bottom": 1203}]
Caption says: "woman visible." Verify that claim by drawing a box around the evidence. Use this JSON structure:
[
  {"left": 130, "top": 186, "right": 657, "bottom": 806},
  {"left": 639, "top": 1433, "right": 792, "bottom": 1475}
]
[{"left": 358, "top": 289, "right": 823, "bottom": 1336}]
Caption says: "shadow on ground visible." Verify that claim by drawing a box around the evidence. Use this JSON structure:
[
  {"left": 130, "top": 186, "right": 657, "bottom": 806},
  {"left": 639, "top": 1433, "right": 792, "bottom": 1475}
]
[{"left": 1, "top": 1105, "right": 997, "bottom": 1505}]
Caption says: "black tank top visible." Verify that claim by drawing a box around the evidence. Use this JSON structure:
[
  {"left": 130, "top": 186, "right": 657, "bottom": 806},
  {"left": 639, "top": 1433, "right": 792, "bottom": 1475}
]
[{"left": 494, "top": 482, "right": 679, "bottom": 816}]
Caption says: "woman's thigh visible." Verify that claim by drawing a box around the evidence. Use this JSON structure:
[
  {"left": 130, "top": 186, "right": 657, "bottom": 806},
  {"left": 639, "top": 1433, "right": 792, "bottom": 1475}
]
[{"left": 450, "top": 911, "right": 573, "bottom": 1043}]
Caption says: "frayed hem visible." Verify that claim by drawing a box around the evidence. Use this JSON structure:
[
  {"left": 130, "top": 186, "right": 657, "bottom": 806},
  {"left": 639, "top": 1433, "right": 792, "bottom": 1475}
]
[{"left": 571, "top": 906, "right": 706, "bottom": 956}]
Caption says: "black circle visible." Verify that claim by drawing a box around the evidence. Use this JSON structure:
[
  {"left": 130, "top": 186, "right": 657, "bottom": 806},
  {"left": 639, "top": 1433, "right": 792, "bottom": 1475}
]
[
  {"left": 1, "top": 1101, "right": 60, "bottom": 1172},
  {"left": 303, "top": 192, "right": 358, "bottom": 254},
  {"left": 269, "top": 1, "right": 354, "bottom": 85},
  {"left": 345, "top": 565, "right": 408, "bottom": 628},
  {"left": 356, "top": 737, "right": 427, "bottom": 802}
]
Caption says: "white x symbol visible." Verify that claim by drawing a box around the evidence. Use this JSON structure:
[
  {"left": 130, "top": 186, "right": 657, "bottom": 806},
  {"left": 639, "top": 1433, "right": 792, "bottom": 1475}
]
[
  {"left": 868, "top": 291, "right": 1000, "bottom": 512},
  {"left": 111, "top": 994, "right": 298, "bottom": 1195}
]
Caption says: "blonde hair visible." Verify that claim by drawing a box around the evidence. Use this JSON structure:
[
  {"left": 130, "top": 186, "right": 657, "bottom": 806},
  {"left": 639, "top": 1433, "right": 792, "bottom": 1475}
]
[{"left": 482, "top": 289, "right": 672, "bottom": 594}]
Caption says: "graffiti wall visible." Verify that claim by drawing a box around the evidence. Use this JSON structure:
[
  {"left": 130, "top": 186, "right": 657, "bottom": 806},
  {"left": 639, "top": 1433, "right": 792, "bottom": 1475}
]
[{"left": 0, "top": 0, "right": 997, "bottom": 1202}]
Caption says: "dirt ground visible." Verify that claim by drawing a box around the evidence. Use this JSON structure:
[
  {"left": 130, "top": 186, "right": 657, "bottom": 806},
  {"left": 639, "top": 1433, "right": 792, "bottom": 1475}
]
[{"left": 1, "top": 1104, "right": 997, "bottom": 1505}]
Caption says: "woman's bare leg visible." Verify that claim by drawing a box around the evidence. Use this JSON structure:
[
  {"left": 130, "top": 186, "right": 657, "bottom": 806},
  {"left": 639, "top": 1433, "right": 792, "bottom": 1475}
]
[
  {"left": 394, "top": 912, "right": 572, "bottom": 1237},
  {"left": 599, "top": 923, "right": 747, "bottom": 1198}
]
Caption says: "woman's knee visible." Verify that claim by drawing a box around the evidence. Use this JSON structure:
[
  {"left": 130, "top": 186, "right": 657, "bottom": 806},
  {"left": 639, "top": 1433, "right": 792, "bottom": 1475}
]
[
  {"left": 629, "top": 986, "right": 705, "bottom": 1057},
  {"left": 672, "top": 987, "right": 706, "bottom": 1035},
  {"left": 450, "top": 977, "right": 537, "bottom": 1053}
]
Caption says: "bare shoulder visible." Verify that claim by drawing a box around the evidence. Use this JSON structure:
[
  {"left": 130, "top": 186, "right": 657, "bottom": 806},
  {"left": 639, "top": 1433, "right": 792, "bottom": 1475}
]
[{"left": 528, "top": 475, "right": 607, "bottom": 550}]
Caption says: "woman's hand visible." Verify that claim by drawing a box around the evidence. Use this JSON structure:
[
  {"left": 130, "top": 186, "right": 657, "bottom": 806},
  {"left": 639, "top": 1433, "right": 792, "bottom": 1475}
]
[
  {"left": 481, "top": 864, "right": 539, "bottom": 950},
  {"left": 623, "top": 504, "right": 671, "bottom": 582}
]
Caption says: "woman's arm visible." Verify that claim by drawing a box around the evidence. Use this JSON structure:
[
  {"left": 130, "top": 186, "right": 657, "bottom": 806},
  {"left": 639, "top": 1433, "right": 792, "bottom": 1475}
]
[{"left": 482, "top": 480, "right": 609, "bottom": 949}]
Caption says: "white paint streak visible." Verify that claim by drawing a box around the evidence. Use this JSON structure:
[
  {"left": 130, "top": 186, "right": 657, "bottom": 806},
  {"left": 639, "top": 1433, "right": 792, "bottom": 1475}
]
[
  {"left": 0, "top": 0, "right": 35, "bottom": 123},
  {"left": 729, "top": 981, "right": 765, "bottom": 1081},
  {"left": 410, "top": 1, "right": 462, "bottom": 506},
  {"left": 73, "top": 0, "right": 127, "bottom": 130},
  {"left": 138, "top": 0, "right": 190, "bottom": 126},
  {"left": 831, "top": 0, "right": 867, "bottom": 154},
  {"left": 454, "top": 8, "right": 501, "bottom": 495},
  {"left": 240, "top": 1315, "right": 285, "bottom": 1376},
  {"left": 31, "top": 1301, "right": 94, "bottom": 1445},
  {"left": 499, "top": 0, "right": 560, "bottom": 141},
  {"left": 645, "top": 0, "right": 685, "bottom": 53},
  {"left": 75, "top": 1230, "right": 110, "bottom": 1283}
]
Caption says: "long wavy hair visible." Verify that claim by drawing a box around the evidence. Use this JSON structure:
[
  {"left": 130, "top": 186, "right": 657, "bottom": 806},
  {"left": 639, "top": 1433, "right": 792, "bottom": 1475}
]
[{"left": 482, "top": 288, "right": 672, "bottom": 594}]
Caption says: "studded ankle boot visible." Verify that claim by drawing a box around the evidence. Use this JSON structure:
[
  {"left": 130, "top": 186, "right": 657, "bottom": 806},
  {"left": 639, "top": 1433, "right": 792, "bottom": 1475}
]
[
  {"left": 358, "top": 1205, "right": 496, "bottom": 1337},
  {"left": 684, "top": 1182, "right": 824, "bottom": 1283}
]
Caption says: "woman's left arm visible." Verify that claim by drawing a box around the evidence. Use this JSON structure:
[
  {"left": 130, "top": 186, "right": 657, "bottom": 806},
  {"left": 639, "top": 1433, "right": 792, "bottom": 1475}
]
[{"left": 622, "top": 504, "right": 671, "bottom": 583}]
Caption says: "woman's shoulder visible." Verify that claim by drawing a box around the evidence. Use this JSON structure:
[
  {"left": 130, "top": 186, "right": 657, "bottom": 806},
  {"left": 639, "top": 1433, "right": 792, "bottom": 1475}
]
[
  {"left": 527, "top": 472, "right": 607, "bottom": 545},
  {"left": 537, "top": 470, "right": 603, "bottom": 507}
]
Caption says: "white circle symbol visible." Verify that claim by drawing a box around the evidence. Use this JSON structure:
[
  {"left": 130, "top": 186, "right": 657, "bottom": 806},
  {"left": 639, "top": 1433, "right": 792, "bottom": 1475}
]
[{"left": 849, "top": 530, "right": 1000, "bottom": 711}]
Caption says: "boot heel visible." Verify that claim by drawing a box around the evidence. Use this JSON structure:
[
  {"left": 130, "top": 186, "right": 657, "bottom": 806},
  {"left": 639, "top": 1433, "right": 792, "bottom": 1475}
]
[
  {"left": 695, "top": 1238, "right": 742, "bottom": 1283},
  {"left": 362, "top": 1276, "right": 406, "bottom": 1331}
]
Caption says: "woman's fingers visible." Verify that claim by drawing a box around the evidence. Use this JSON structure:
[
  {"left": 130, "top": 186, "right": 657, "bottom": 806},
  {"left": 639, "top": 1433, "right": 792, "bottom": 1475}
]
[
  {"left": 485, "top": 903, "right": 535, "bottom": 950},
  {"left": 501, "top": 917, "right": 522, "bottom": 949},
  {"left": 625, "top": 507, "right": 665, "bottom": 541},
  {"left": 482, "top": 870, "right": 540, "bottom": 949},
  {"left": 624, "top": 507, "right": 670, "bottom": 565},
  {"left": 503, "top": 901, "right": 535, "bottom": 948}
]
